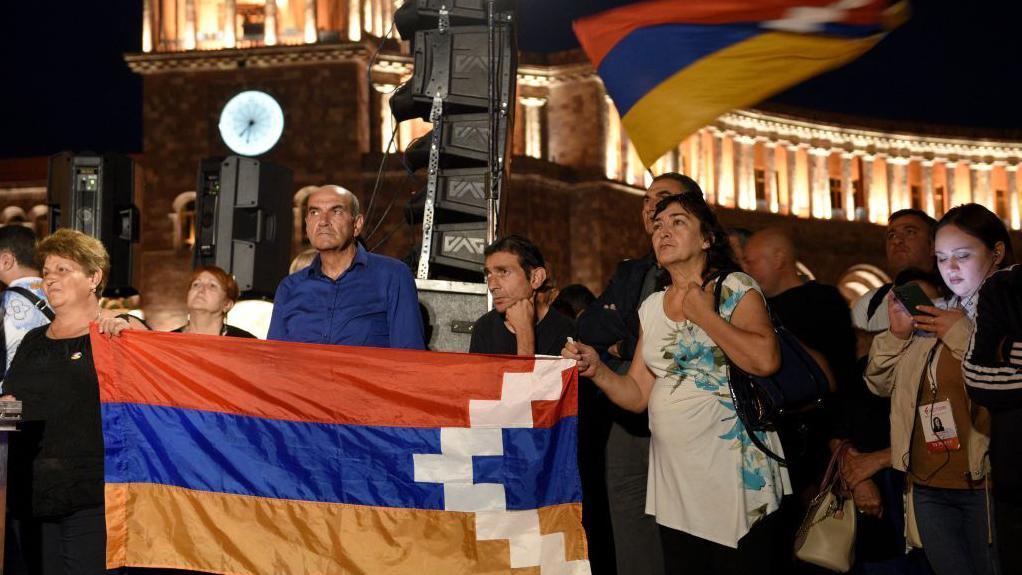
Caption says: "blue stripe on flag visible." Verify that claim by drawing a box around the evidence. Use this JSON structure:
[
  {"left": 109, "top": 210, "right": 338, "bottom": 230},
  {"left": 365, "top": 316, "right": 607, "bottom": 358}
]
[
  {"left": 103, "top": 403, "right": 580, "bottom": 510},
  {"left": 598, "top": 23, "right": 760, "bottom": 116},
  {"left": 474, "top": 424, "right": 582, "bottom": 510}
]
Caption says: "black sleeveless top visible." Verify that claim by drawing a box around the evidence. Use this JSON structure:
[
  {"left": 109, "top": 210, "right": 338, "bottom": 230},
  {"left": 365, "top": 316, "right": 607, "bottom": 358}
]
[{"left": 5, "top": 326, "right": 104, "bottom": 518}]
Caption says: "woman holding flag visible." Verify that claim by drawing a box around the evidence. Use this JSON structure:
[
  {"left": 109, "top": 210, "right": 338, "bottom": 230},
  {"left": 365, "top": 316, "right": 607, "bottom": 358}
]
[{"left": 1, "top": 229, "right": 147, "bottom": 575}]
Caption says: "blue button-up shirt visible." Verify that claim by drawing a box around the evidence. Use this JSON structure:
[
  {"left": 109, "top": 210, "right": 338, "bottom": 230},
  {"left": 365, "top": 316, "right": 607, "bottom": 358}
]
[{"left": 267, "top": 245, "right": 425, "bottom": 350}]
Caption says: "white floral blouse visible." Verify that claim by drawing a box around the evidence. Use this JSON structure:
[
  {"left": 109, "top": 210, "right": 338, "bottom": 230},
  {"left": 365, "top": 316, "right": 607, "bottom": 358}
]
[{"left": 639, "top": 272, "right": 790, "bottom": 548}]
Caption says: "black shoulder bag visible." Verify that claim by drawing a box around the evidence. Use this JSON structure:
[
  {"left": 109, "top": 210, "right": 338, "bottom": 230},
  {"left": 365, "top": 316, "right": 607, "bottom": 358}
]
[{"left": 710, "top": 270, "right": 831, "bottom": 464}]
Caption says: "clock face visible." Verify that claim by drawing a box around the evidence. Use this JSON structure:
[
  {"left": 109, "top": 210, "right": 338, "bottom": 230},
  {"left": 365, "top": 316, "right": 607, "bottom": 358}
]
[{"left": 218, "top": 91, "right": 284, "bottom": 156}]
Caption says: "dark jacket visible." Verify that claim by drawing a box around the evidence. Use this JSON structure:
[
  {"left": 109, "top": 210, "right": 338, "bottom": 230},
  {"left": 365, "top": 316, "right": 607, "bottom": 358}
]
[
  {"left": 963, "top": 264, "right": 1022, "bottom": 495},
  {"left": 577, "top": 252, "right": 658, "bottom": 436},
  {"left": 578, "top": 253, "right": 657, "bottom": 361}
]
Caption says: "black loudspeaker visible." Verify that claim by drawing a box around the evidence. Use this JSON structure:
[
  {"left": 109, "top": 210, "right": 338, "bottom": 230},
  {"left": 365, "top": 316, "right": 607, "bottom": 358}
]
[
  {"left": 193, "top": 156, "right": 293, "bottom": 297},
  {"left": 46, "top": 152, "right": 139, "bottom": 291},
  {"left": 405, "top": 167, "right": 488, "bottom": 225},
  {"left": 390, "top": 24, "right": 516, "bottom": 122},
  {"left": 431, "top": 222, "right": 487, "bottom": 271},
  {"left": 392, "top": 0, "right": 516, "bottom": 280}
]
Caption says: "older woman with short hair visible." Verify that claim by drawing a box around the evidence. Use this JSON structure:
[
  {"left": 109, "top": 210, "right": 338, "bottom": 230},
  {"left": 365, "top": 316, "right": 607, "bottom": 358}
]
[
  {"left": 2, "top": 228, "right": 146, "bottom": 575},
  {"left": 173, "top": 265, "right": 255, "bottom": 338}
]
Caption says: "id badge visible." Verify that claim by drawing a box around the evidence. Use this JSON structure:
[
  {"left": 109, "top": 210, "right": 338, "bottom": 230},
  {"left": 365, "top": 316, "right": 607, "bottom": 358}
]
[{"left": 918, "top": 400, "right": 960, "bottom": 453}]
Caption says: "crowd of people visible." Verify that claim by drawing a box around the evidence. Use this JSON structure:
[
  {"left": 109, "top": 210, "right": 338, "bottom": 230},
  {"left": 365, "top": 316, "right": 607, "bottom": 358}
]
[
  {"left": 0, "top": 176, "right": 1018, "bottom": 575},
  {"left": 562, "top": 176, "right": 1019, "bottom": 575}
]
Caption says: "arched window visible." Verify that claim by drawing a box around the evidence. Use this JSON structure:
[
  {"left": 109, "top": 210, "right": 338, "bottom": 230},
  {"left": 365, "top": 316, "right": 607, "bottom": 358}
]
[
  {"left": 169, "top": 191, "right": 197, "bottom": 251},
  {"left": 1, "top": 206, "right": 27, "bottom": 226},
  {"left": 28, "top": 204, "right": 50, "bottom": 238},
  {"left": 795, "top": 261, "right": 816, "bottom": 282},
  {"left": 837, "top": 264, "right": 890, "bottom": 304}
]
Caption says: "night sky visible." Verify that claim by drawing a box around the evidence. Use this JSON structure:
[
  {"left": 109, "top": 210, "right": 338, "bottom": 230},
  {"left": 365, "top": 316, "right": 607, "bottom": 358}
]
[{"left": 2, "top": 0, "right": 1020, "bottom": 158}]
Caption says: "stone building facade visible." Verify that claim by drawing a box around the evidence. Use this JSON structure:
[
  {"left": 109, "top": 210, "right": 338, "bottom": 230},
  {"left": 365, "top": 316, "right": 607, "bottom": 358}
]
[{"left": 1, "top": 0, "right": 1020, "bottom": 329}]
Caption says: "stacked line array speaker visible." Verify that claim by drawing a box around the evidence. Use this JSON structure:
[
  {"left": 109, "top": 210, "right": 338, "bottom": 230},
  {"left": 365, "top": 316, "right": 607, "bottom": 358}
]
[{"left": 392, "top": 0, "right": 517, "bottom": 280}]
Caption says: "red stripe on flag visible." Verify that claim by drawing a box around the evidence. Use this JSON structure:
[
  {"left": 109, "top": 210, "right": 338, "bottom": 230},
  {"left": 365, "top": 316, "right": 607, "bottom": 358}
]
[
  {"left": 92, "top": 328, "right": 577, "bottom": 429},
  {"left": 574, "top": 0, "right": 887, "bottom": 68}
]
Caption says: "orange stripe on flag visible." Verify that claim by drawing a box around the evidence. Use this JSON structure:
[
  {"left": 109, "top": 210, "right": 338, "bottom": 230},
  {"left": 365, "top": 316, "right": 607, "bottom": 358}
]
[{"left": 105, "top": 483, "right": 587, "bottom": 574}]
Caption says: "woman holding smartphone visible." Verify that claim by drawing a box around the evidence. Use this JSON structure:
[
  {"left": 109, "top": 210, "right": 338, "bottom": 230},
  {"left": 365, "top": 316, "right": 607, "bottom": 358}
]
[{"left": 866, "top": 203, "right": 1012, "bottom": 575}]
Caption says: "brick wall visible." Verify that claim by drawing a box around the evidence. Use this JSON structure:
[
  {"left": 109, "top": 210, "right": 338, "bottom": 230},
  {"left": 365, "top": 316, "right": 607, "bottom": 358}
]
[{"left": 138, "top": 61, "right": 371, "bottom": 327}]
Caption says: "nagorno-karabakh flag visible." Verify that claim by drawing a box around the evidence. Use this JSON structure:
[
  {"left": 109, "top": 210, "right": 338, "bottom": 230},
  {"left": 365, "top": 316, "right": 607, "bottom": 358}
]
[
  {"left": 93, "top": 327, "right": 589, "bottom": 574},
  {"left": 573, "top": 0, "right": 908, "bottom": 167}
]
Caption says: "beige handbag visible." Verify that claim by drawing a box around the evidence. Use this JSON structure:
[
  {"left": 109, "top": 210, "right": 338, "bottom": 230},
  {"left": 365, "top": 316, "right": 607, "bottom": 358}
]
[
  {"left": 794, "top": 441, "right": 857, "bottom": 573},
  {"left": 905, "top": 482, "right": 923, "bottom": 548}
]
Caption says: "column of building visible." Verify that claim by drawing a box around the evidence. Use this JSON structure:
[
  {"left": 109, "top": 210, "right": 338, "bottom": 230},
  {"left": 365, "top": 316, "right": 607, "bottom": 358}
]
[
  {"left": 736, "top": 135, "right": 756, "bottom": 210},
  {"left": 970, "top": 162, "right": 992, "bottom": 208},
  {"left": 305, "top": 0, "right": 318, "bottom": 43},
  {"left": 143, "top": 0, "right": 154, "bottom": 52},
  {"left": 520, "top": 97, "right": 547, "bottom": 160},
  {"left": 783, "top": 142, "right": 798, "bottom": 216},
  {"left": 764, "top": 140, "right": 779, "bottom": 213},
  {"left": 809, "top": 147, "right": 830, "bottom": 219},
  {"left": 184, "top": 0, "right": 197, "bottom": 49},
  {"left": 264, "top": 0, "right": 278, "bottom": 45},
  {"left": 841, "top": 152, "right": 855, "bottom": 219},
  {"left": 711, "top": 128, "right": 724, "bottom": 207},
  {"left": 1007, "top": 162, "right": 1021, "bottom": 229},
  {"left": 921, "top": 158, "right": 934, "bottom": 215},
  {"left": 687, "top": 130, "right": 702, "bottom": 186},
  {"left": 861, "top": 154, "right": 878, "bottom": 223}
]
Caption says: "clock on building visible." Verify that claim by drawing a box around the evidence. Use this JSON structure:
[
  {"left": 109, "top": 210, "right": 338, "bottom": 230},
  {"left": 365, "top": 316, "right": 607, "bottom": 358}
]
[{"left": 218, "top": 90, "right": 284, "bottom": 156}]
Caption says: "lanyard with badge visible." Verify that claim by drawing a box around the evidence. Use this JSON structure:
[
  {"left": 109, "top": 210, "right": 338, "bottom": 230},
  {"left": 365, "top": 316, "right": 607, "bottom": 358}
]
[{"left": 917, "top": 343, "right": 961, "bottom": 453}]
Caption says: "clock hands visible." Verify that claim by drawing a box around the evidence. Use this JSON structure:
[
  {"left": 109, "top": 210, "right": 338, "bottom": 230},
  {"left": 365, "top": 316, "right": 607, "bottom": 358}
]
[
  {"left": 238, "top": 119, "right": 257, "bottom": 143},
  {"left": 220, "top": 91, "right": 282, "bottom": 154}
]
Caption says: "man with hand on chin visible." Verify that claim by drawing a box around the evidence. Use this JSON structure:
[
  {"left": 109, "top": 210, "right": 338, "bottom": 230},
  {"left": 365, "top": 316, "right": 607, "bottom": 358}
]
[{"left": 469, "top": 235, "right": 574, "bottom": 356}]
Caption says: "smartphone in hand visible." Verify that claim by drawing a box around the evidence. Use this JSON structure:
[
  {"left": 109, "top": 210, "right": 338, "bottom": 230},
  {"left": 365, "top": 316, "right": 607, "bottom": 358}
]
[{"left": 892, "top": 282, "right": 934, "bottom": 316}]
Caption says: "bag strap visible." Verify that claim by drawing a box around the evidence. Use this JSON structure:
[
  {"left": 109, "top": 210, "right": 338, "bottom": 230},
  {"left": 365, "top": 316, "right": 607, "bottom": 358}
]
[
  {"left": 819, "top": 440, "right": 852, "bottom": 493},
  {"left": 866, "top": 284, "right": 893, "bottom": 321},
  {"left": 709, "top": 269, "right": 788, "bottom": 465},
  {"left": 726, "top": 381, "right": 788, "bottom": 464},
  {"left": 4, "top": 286, "right": 55, "bottom": 322}
]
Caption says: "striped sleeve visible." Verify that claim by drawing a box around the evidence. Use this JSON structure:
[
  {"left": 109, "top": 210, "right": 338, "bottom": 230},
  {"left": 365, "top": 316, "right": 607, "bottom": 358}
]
[{"left": 963, "top": 265, "right": 1022, "bottom": 408}]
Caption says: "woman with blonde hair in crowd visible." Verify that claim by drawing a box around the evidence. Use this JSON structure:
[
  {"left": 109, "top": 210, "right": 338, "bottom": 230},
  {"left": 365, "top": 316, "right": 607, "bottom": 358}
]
[
  {"left": 173, "top": 265, "right": 255, "bottom": 338},
  {"left": 867, "top": 203, "right": 1012, "bottom": 575},
  {"left": 289, "top": 247, "right": 317, "bottom": 274},
  {"left": 1, "top": 228, "right": 148, "bottom": 575}
]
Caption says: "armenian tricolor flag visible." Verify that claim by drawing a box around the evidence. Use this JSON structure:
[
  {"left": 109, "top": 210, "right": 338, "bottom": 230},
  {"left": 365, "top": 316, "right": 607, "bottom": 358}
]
[
  {"left": 573, "top": 0, "right": 908, "bottom": 167},
  {"left": 93, "top": 327, "right": 589, "bottom": 574}
]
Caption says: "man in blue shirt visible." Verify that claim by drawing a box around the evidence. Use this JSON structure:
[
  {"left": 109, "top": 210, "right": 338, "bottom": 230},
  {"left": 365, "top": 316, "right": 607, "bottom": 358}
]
[{"left": 267, "top": 185, "right": 424, "bottom": 349}]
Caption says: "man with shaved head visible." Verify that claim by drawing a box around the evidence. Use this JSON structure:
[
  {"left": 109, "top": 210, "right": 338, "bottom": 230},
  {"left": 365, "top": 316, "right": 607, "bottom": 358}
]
[
  {"left": 267, "top": 185, "right": 424, "bottom": 349},
  {"left": 742, "top": 227, "right": 857, "bottom": 571}
]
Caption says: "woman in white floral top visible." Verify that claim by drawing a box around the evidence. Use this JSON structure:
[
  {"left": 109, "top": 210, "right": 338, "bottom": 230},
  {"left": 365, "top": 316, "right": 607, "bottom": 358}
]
[{"left": 564, "top": 191, "right": 789, "bottom": 574}]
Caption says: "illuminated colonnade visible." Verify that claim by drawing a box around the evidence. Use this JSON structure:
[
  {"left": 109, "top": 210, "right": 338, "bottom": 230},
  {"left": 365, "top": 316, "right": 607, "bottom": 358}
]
[
  {"left": 607, "top": 109, "right": 1022, "bottom": 230},
  {"left": 142, "top": 0, "right": 396, "bottom": 52}
]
